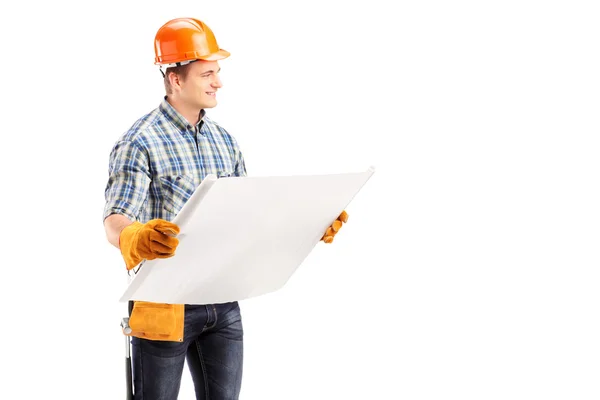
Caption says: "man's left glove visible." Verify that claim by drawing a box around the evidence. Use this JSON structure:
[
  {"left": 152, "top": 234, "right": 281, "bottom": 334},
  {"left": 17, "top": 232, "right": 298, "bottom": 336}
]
[
  {"left": 119, "top": 219, "right": 180, "bottom": 271},
  {"left": 321, "top": 210, "right": 349, "bottom": 243}
]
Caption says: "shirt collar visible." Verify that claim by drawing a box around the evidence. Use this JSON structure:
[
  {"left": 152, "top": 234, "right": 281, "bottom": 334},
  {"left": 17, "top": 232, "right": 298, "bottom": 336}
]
[{"left": 159, "top": 96, "right": 206, "bottom": 135}]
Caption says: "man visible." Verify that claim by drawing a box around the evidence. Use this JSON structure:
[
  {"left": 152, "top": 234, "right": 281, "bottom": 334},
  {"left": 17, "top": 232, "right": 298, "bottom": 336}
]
[{"left": 103, "top": 17, "right": 349, "bottom": 400}]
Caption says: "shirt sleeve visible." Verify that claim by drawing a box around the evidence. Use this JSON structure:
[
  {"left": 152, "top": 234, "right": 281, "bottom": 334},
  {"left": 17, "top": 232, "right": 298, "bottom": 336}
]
[
  {"left": 234, "top": 147, "right": 247, "bottom": 177},
  {"left": 103, "top": 140, "right": 151, "bottom": 221}
]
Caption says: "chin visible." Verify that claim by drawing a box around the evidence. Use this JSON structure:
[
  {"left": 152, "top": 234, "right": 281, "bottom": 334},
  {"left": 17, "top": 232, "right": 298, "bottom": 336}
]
[{"left": 201, "top": 100, "right": 218, "bottom": 109}]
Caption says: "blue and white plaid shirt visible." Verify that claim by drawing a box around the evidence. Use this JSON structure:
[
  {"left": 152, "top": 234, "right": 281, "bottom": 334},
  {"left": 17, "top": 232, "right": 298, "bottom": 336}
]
[{"left": 104, "top": 97, "right": 246, "bottom": 223}]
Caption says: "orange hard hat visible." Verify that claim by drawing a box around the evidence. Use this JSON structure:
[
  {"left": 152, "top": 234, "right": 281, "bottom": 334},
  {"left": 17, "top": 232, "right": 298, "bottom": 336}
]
[{"left": 154, "top": 18, "right": 230, "bottom": 66}]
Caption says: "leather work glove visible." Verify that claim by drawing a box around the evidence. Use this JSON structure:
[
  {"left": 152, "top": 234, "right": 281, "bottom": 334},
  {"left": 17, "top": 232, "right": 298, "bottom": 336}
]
[
  {"left": 321, "top": 210, "right": 349, "bottom": 243},
  {"left": 127, "top": 301, "right": 185, "bottom": 342},
  {"left": 119, "top": 219, "right": 180, "bottom": 271}
]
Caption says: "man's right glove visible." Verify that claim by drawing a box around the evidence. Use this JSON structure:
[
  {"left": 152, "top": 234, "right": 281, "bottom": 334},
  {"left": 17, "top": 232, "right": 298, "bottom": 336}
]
[
  {"left": 119, "top": 219, "right": 180, "bottom": 271},
  {"left": 321, "top": 210, "right": 349, "bottom": 243}
]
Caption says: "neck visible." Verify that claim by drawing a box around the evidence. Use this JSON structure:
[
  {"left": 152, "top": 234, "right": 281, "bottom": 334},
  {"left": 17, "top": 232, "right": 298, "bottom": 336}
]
[{"left": 166, "top": 96, "right": 202, "bottom": 126}]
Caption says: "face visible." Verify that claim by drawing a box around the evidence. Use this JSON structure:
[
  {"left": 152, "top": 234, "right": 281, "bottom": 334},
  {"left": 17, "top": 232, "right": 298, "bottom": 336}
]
[{"left": 176, "top": 60, "right": 223, "bottom": 110}]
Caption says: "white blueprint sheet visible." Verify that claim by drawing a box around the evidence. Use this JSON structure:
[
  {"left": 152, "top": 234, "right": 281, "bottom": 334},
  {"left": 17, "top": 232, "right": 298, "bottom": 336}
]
[{"left": 119, "top": 167, "right": 375, "bottom": 304}]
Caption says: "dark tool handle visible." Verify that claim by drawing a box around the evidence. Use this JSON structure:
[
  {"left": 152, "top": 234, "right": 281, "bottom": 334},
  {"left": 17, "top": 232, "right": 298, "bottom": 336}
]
[
  {"left": 126, "top": 300, "right": 134, "bottom": 399},
  {"left": 126, "top": 355, "right": 133, "bottom": 400}
]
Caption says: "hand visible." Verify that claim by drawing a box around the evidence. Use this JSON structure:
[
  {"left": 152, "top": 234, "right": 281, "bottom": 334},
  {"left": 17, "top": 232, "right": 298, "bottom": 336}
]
[
  {"left": 119, "top": 219, "right": 180, "bottom": 270},
  {"left": 321, "top": 210, "right": 349, "bottom": 243}
]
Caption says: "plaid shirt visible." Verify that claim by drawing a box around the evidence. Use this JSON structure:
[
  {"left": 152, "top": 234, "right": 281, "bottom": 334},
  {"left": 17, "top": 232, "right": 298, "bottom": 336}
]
[{"left": 104, "top": 97, "right": 246, "bottom": 223}]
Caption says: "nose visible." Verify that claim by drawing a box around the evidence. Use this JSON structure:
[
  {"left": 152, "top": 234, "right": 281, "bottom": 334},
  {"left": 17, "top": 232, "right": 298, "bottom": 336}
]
[{"left": 211, "top": 75, "right": 223, "bottom": 89}]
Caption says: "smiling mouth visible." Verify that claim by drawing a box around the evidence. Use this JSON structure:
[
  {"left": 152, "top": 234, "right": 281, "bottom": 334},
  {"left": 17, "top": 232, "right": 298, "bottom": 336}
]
[{"left": 206, "top": 92, "right": 216, "bottom": 96}]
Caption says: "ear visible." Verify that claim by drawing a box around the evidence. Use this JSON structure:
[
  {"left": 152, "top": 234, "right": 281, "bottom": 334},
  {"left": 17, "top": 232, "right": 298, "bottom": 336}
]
[{"left": 168, "top": 71, "right": 182, "bottom": 91}]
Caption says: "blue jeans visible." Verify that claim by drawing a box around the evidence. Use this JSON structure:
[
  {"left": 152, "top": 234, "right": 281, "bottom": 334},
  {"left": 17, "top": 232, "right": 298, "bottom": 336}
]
[{"left": 131, "top": 302, "right": 244, "bottom": 400}]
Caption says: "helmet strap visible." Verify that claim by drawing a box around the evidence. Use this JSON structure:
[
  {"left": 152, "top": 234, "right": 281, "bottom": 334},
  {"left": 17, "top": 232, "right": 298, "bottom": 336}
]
[{"left": 158, "top": 59, "right": 198, "bottom": 78}]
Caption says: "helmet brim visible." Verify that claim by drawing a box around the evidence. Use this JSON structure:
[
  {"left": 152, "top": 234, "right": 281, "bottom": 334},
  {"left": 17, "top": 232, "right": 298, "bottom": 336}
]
[
  {"left": 155, "top": 49, "right": 231, "bottom": 66},
  {"left": 197, "top": 49, "right": 230, "bottom": 61}
]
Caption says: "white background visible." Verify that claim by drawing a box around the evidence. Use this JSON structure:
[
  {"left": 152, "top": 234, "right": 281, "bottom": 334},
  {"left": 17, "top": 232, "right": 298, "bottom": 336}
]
[{"left": 1, "top": 0, "right": 599, "bottom": 399}]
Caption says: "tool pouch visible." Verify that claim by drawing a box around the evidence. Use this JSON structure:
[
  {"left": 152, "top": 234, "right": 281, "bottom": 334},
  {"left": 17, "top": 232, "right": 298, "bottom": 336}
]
[{"left": 128, "top": 301, "right": 185, "bottom": 342}]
